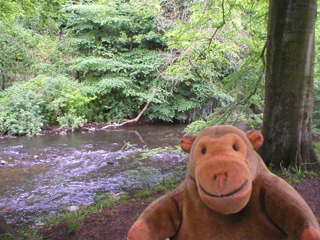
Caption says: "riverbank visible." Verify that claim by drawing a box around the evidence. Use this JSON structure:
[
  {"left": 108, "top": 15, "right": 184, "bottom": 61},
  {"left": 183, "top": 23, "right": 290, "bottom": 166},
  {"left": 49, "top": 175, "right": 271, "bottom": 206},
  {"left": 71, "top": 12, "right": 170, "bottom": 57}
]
[
  {"left": 37, "top": 175, "right": 320, "bottom": 240},
  {"left": 0, "top": 154, "right": 319, "bottom": 239},
  {"left": 0, "top": 122, "right": 112, "bottom": 139},
  {"left": 0, "top": 123, "right": 187, "bottom": 230}
]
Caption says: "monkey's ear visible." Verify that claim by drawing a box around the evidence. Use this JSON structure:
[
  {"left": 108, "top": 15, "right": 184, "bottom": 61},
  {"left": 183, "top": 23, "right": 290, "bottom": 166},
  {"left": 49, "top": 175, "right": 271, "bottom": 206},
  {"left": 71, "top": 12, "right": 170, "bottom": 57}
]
[
  {"left": 246, "top": 131, "right": 264, "bottom": 150},
  {"left": 180, "top": 135, "right": 197, "bottom": 153}
]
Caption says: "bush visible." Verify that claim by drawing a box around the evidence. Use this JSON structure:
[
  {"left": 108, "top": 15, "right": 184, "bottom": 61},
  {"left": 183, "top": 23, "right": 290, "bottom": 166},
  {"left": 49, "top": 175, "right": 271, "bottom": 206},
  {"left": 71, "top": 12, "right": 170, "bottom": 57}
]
[
  {"left": 0, "top": 84, "right": 45, "bottom": 136},
  {"left": 29, "top": 75, "right": 92, "bottom": 124},
  {"left": 0, "top": 75, "right": 91, "bottom": 136}
]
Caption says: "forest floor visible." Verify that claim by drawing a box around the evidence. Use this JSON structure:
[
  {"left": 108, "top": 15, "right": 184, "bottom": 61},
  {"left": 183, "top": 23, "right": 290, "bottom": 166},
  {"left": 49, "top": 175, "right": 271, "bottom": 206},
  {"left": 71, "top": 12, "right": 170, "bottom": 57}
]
[{"left": 38, "top": 176, "right": 320, "bottom": 240}]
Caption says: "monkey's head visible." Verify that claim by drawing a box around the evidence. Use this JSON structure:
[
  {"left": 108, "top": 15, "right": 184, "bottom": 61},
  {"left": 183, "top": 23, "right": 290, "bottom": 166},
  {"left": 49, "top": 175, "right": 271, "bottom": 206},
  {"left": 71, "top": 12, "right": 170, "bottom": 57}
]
[{"left": 181, "top": 125, "right": 264, "bottom": 214}]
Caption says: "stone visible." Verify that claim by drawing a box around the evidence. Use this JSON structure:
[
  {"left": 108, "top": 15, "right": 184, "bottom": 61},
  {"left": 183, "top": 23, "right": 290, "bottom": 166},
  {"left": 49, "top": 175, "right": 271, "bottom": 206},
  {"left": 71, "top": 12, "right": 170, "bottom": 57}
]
[
  {"left": 67, "top": 206, "right": 80, "bottom": 212},
  {"left": 79, "top": 202, "right": 95, "bottom": 209},
  {"left": 0, "top": 160, "right": 7, "bottom": 166},
  {"left": 35, "top": 222, "right": 44, "bottom": 227}
]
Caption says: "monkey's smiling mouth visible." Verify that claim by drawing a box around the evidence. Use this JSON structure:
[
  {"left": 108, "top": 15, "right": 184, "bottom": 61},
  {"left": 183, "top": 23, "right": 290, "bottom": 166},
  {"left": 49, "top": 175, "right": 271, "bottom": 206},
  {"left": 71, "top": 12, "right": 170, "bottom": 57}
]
[{"left": 200, "top": 180, "right": 248, "bottom": 198}]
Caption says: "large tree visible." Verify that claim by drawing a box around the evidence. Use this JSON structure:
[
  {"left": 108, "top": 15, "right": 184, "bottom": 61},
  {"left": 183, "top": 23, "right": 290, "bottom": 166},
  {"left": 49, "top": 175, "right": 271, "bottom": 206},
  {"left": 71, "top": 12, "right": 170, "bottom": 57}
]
[{"left": 258, "top": 0, "right": 320, "bottom": 170}]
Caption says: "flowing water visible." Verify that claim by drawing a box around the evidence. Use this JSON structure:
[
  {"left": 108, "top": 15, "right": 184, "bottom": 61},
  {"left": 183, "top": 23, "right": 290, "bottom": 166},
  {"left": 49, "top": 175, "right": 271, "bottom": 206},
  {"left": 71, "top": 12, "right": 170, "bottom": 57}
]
[{"left": 0, "top": 124, "right": 187, "bottom": 226}]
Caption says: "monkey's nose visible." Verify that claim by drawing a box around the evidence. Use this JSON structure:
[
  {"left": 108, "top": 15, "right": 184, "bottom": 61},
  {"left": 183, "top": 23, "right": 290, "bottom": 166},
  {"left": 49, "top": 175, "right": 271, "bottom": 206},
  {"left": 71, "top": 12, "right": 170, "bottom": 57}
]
[{"left": 213, "top": 173, "right": 228, "bottom": 192}]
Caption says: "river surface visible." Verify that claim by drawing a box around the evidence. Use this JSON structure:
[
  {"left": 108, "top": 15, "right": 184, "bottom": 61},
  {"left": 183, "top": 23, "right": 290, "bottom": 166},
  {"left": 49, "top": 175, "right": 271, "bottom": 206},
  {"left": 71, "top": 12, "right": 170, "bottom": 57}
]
[{"left": 0, "top": 124, "right": 187, "bottom": 226}]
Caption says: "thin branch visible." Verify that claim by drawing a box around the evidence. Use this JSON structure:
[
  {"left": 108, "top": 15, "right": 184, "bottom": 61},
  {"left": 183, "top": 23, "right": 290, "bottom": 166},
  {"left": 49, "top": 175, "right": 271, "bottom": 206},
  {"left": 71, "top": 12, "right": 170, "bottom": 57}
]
[
  {"left": 259, "top": 41, "right": 267, "bottom": 67},
  {"left": 213, "top": 68, "right": 265, "bottom": 124},
  {"left": 101, "top": 102, "right": 150, "bottom": 129},
  {"left": 195, "top": 0, "right": 226, "bottom": 62}
]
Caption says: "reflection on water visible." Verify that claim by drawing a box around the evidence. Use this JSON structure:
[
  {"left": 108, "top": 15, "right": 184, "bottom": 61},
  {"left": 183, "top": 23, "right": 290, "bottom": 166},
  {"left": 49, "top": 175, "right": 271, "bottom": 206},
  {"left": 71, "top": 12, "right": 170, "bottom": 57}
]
[{"left": 0, "top": 124, "right": 187, "bottom": 225}]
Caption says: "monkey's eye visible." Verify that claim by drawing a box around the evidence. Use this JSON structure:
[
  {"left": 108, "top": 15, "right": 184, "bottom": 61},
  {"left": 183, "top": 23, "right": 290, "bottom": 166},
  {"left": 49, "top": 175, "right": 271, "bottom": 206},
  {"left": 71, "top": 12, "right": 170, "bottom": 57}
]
[
  {"left": 201, "top": 147, "right": 207, "bottom": 155},
  {"left": 233, "top": 144, "right": 239, "bottom": 151}
]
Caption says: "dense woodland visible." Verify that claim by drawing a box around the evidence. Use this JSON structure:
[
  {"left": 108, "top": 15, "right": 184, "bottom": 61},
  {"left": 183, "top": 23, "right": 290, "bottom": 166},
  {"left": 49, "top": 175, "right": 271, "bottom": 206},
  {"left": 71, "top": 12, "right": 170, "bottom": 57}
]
[{"left": 0, "top": 0, "right": 320, "bottom": 138}]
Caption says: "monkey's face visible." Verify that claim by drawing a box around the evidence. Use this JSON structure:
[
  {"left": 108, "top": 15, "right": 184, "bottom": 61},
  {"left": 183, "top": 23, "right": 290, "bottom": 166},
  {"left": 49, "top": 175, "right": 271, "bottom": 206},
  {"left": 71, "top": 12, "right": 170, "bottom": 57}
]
[
  {"left": 180, "top": 125, "right": 264, "bottom": 214},
  {"left": 193, "top": 134, "right": 252, "bottom": 214}
]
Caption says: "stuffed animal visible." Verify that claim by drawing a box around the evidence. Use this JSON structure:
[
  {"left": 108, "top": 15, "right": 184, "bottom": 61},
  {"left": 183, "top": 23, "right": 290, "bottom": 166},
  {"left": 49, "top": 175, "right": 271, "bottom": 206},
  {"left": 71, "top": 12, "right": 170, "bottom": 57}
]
[{"left": 128, "top": 125, "right": 320, "bottom": 240}]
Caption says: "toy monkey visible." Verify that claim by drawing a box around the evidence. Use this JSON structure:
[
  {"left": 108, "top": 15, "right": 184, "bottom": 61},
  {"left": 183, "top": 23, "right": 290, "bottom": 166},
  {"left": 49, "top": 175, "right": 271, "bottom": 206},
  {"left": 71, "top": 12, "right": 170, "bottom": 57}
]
[{"left": 128, "top": 125, "right": 320, "bottom": 240}]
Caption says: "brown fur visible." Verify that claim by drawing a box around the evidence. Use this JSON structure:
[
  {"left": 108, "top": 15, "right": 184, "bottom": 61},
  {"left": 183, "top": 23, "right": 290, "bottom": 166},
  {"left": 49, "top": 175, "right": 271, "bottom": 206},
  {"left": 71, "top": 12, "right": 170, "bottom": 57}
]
[{"left": 128, "top": 125, "right": 320, "bottom": 240}]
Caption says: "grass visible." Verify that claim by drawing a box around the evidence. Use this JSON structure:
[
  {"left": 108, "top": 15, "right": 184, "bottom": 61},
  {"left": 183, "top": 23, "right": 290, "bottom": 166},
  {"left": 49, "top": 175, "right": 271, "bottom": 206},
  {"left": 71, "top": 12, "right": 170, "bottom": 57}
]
[
  {"left": 0, "top": 193, "right": 119, "bottom": 240},
  {"left": 0, "top": 226, "right": 40, "bottom": 240},
  {"left": 0, "top": 233, "right": 23, "bottom": 240},
  {"left": 6, "top": 179, "right": 182, "bottom": 240},
  {"left": 313, "top": 141, "right": 320, "bottom": 156},
  {"left": 41, "top": 193, "right": 117, "bottom": 232},
  {"left": 273, "top": 167, "right": 318, "bottom": 185},
  {"left": 266, "top": 141, "right": 320, "bottom": 184},
  {"left": 268, "top": 162, "right": 319, "bottom": 185},
  {"left": 132, "top": 180, "right": 181, "bottom": 200}
]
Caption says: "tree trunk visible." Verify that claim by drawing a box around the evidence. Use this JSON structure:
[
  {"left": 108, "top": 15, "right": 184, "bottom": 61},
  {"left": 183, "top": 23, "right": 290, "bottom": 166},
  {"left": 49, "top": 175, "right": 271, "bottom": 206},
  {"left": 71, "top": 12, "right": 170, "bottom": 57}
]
[{"left": 258, "top": 0, "right": 320, "bottom": 170}]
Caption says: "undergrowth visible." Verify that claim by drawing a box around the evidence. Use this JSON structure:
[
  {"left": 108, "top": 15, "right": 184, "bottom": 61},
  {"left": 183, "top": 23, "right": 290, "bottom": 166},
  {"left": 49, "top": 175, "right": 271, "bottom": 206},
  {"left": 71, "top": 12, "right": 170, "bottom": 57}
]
[
  {"left": 269, "top": 165, "right": 318, "bottom": 185},
  {"left": 30, "top": 180, "right": 181, "bottom": 239}
]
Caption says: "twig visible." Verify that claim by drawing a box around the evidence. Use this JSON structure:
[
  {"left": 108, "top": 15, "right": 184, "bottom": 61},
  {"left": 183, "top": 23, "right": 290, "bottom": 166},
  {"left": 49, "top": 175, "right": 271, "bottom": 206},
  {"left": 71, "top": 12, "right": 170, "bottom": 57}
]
[
  {"left": 120, "top": 141, "right": 127, "bottom": 151},
  {"left": 101, "top": 102, "right": 150, "bottom": 129},
  {"left": 195, "top": 0, "right": 226, "bottom": 62}
]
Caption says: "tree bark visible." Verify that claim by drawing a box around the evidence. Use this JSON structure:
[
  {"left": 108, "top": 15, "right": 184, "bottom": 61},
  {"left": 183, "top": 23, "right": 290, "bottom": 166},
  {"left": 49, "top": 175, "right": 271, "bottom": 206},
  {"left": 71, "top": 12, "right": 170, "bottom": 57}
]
[{"left": 258, "top": 0, "right": 320, "bottom": 170}]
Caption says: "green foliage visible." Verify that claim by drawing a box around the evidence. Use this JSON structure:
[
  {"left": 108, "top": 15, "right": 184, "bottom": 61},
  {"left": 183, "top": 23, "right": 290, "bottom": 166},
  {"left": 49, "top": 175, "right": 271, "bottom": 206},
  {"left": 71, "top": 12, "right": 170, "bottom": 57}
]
[
  {"left": 0, "top": 0, "right": 38, "bottom": 21},
  {"left": 0, "top": 0, "right": 66, "bottom": 33},
  {"left": 0, "top": 0, "right": 71, "bottom": 91},
  {"left": 30, "top": 180, "right": 180, "bottom": 239},
  {"left": 62, "top": 0, "right": 175, "bottom": 122},
  {"left": 313, "top": 141, "right": 320, "bottom": 157},
  {"left": 62, "top": 0, "right": 247, "bottom": 123},
  {"left": 1, "top": 0, "right": 320, "bottom": 134},
  {"left": 151, "top": 0, "right": 268, "bottom": 124},
  {"left": 0, "top": 0, "right": 269, "bottom": 130},
  {"left": 0, "top": 22, "right": 36, "bottom": 89},
  {"left": 313, "top": 81, "right": 320, "bottom": 129},
  {"left": 268, "top": 141, "right": 320, "bottom": 184},
  {"left": 268, "top": 162, "right": 319, "bottom": 185},
  {"left": 184, "top": 102, "right": 263, "bottom": 134},
  {"left": 63, "top": 0, "right": 165, "bottom": 54},
  {"left": 0, "top": 233, "right": 24, "bottom": 240},
  {"left": 0, "top": 75, "right": 91, "bottom": 135},
  {"left": 57, "top": 113, "right": 87, "bottom": 131},
  {"left": 0, "top": 20, "right": 74, "bottom": 90},
  {"left": 27, "top": 75, "right": 91, "bottom": 126},
  {"left": 122, "top": 166, "right": 164, "bottom": 190},
  {"left": 310, "top": 7, "right": 320, "bottom": 130},
  {"left": 38, "top": 193, "right": 117, "bottom": 236},
  {"left": 121, "top": 144, "right": 187, "bottom": 190},
  {"left": 140, "top": 146, "right": 179, "bottom": 158},
  {"left": 0, "top": 84, "right": 45, "bottom": 136}
]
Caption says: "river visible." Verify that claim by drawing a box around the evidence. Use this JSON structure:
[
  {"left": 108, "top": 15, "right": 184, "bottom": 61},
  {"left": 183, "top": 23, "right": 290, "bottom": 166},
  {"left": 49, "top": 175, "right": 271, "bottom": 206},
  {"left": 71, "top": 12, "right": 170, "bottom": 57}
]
[{"left": 0, "top": 124, "right": 187, "bottom": 226}]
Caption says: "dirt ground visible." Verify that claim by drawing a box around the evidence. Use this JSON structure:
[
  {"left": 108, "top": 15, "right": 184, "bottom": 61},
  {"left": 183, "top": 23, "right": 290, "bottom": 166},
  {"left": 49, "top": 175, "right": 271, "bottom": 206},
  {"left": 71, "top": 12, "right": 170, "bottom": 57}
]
[
  {"left": 39, "top": 176, "right": 320, "bottom": 240},
  {"left": 39, "top": 190, "right": 165, "bottom": 240}
]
